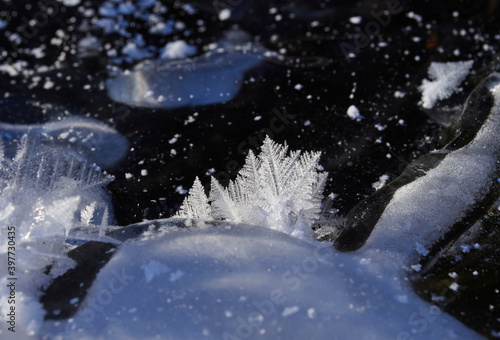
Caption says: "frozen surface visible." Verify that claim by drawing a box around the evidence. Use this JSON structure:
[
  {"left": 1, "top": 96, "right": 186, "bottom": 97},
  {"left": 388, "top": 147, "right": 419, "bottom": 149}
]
[
  {"left": 106, "top": 35, "right": 263, "bottom": 109},
  {"left": 37, "top": 76, "right": 500, "bottom": 339},
  {"left": 0, "top": 116, "right": 129, "bottom": 169},
  {"left": 0, "top": 118, "right": 125, "bottom": 339},
  {"left": 366, "top": 73, "right": 500, "bottom": 263},
  {"left": 40, "top": 222, "right": 479, "bottom": 340}
]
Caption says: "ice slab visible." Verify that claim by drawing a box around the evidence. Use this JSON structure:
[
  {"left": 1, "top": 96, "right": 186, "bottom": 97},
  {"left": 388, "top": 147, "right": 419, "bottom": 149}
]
[
  {"left": 0, "top": 116, "right": 129, "bottom": 169},
  {"left": 106, "top": 48, "right": 261, "bottom": 109}
]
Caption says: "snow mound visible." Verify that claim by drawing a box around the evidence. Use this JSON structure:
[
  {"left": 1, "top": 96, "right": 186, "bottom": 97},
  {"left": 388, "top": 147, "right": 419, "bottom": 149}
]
[{"left": 41, "top": 221, "right": 479, "bottom": 339}]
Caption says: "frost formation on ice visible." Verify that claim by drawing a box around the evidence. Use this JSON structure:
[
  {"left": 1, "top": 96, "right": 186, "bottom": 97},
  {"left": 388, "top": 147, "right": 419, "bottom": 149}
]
[
  {"left": 175, "top": 136, "right": 328, "bottom": 240},
  {"left": 36, "top": 73, "right": 500, "bottom": 339},
  {"left": 366, "top": 73, "right": 500, "bottom": 263},
  {"left": 419, "top": 60, "right": 474, "bottom": 109},
  {"left": 10, "top": 76, "right": 500, "bottom": 339},
  {"left": 0, "top": 118, "right": 125, "bottom": 338}
]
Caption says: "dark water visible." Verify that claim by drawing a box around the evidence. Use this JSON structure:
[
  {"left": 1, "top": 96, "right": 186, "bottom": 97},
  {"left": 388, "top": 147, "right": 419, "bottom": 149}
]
[{"left": 0, "top": 0, "right": 499, "bottom": 337}]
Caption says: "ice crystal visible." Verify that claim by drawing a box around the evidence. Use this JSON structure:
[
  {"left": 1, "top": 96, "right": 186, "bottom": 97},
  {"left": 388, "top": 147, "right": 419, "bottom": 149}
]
[
  {"left": 175, "top": 136, "right": 328, "bottom": 240},
  {"left": 0, "top": 135, "right": 115, "bottom": 336},
  {"left": 419, "top": 60, "right": 474, "bottom": 109}
]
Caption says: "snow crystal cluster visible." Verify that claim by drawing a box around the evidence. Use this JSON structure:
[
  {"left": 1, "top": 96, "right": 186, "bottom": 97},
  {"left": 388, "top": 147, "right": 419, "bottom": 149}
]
[
  {"left": 0, "top": 118, "right": 124, "bottom": 338},
  {"left": 175, "top": 136, "right": 328, "bottom": 240},
  {"left": 419, "top": 60, "right": 474, "bottom": 108},
  {"left": 92, "top": 0, "right": 196, "bottom": 65}
]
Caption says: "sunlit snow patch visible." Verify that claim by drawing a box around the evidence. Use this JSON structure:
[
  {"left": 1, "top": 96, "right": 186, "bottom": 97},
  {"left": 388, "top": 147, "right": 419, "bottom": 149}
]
[
  {"left": 40, "top": 221, "right": 480, "bottom": 339},
  {"left": 365, "top": 73, "right": 500, "bottom": 263}
]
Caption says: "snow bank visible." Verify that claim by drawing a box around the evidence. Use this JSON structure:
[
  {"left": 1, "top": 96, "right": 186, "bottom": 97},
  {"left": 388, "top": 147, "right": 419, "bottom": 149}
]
[{"left": 41, "top": 222, "right": 479, "bottom": 339}]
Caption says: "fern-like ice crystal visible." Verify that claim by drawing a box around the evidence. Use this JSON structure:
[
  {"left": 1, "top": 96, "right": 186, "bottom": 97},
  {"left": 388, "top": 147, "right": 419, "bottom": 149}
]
[{"left": 175, "top": 136, "right": 328, "bottom": 240}]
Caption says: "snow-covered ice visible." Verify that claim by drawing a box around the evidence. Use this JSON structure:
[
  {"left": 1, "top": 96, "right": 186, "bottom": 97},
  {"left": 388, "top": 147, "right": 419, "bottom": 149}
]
[
  {"left": 0, "top": 116, "right": 129, "bottom": 169},
  {"left": 106, "top": 32, "right": 264, "bottom": 109},
  {"left": 40, "top": 222, "right": 480, "bottom": 340}
]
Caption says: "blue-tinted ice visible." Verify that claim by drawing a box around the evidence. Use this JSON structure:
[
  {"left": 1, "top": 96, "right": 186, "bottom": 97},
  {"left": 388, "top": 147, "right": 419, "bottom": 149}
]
[
  {"left": 0, "top": 116, "right": 128, "bottom": 169},
  {"left": 106, "top": 34, "right": 264, "bottom": 109}
]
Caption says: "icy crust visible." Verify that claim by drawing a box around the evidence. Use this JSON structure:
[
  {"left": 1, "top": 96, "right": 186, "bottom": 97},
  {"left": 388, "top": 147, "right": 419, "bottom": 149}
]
[
  {"left": 0, "top": 118, "right": 126, "bottom": 339},
  {"left": 106, "top": 33, "right": 264, "bottom": 109},
  {"left": 365, "top": 73, "right": 500, "bottom": 263},
  {"left": 0, "top": 116, "right": 129, "bottom": 169},
  {"left": 40, "top": 222, "right": 479, "bottom": 340},
  {"left": 107, "top": 48, "right": 261, "bottom": 109}
]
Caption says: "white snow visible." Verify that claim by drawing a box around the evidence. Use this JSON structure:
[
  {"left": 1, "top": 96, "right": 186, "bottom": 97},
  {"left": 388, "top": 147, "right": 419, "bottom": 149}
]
[
  {"left": 40, "top": 222, "right": 480, "bottom": 339},
  {"left": 57, "top": 0, "right": 80, "bottom": 6},
  {"left": 366, "top": 73, "right": 500, "bottom": 263},
  {"left": 43, "top": 80, "right": 54, "bottom": 90},
  {"left": 406, "top": 11, "right": 423, "bottom": 22},
  {"left": 394, "top": 90, "right": 406, "bottom": 98},
  {"left": 347, "top": 105, "right": 363, "bottom": 120},
  {"left": 372, "top": 174, "right": 390, "bottom": 190},
  {"left": 219, "top": 9, "right": 232, "bottom": 21},
  {"left": 0, "top": 60, "right": 28, "bottom": 77},
  {"left": 141, "top": 261, "right": 170, "bottom": 283},
  {"left": 349, "top": 16, "right": 362, "bottom": 24},
  {"left": 419, "top": 60, "right": 474, "bottom": 108},
  {"left": 449, "top": 282, "right": 460, "bottom": 292},
  {"left": 159, "top": 40, "right": 197, "bottom": 60}
]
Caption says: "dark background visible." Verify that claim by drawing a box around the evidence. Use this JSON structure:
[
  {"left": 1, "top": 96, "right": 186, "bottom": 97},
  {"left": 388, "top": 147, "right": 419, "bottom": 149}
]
[{"left": 0, "top": 0, "right": 499, "bottom": 336}]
